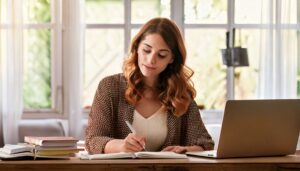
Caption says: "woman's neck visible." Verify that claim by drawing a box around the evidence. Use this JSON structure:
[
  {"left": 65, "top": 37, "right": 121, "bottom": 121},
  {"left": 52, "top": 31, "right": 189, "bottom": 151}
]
[
  {"left": 143, "top": 76, "right": 158, "bottom": 89},
  {"left": 142, "top": 76, "right": 160, "bottom": 101},
  {"left": 143, "top": 88, "right": 159, "bottom": 101}
]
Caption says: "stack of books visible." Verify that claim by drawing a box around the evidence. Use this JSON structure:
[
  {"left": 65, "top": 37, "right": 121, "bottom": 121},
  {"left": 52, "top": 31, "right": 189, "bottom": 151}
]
[
  {"left": 24, "top": 136, "right": 83, "bottom": 158},
  {"left": 0, "top": 136, "right": 83, "bottom": 160}
]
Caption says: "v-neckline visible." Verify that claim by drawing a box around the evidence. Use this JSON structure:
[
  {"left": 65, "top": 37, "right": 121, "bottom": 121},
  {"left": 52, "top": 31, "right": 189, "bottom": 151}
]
[{"left": 135, "top": 105, "right": 164, "bottom": 120}]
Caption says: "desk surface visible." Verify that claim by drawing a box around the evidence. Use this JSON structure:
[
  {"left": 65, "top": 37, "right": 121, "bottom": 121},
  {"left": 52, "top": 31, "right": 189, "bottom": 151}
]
[{"left": 0, "top": 151, "right": 299, "bottom": 171}]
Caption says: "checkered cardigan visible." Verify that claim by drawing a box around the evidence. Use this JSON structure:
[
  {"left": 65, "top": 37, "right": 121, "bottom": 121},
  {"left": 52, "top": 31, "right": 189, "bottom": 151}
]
[{"left": 85, "top": 73, "right": 214, "bottom": 154}]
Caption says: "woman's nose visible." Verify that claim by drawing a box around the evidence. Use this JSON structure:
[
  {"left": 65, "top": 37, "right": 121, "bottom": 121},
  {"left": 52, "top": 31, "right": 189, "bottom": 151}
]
[{"left": 148, "top": 53, "right": 156, "bottom": 64}]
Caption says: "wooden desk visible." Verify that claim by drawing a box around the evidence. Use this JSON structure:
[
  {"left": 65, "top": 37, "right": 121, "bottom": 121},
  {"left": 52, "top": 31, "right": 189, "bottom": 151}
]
[{"left": 0, "top": 152, "right": 299, "bottom": 171}]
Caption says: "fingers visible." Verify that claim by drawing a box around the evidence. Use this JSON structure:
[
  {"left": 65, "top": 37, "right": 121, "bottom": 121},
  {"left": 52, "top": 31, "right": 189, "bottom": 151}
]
[
  {"left": 162, "top": 146, "right": 174, "bottom": 151},
  {"left": 162, "top": 146, "right": 187, "bottom": 154},
  {"left": 123, "top": 133, "right": 146, "bottom": 152},
  {"left": 131, "top": 134, "right": 146, "bottom": 149}
]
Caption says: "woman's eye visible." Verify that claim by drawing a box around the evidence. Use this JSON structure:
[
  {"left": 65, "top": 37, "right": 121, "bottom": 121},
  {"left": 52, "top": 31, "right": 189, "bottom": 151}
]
[
  {"left": 143, "top": 49, "right": 151, "bottom": 53},
  {"left": 158, "top": 53, "right": 168, "bottom": 58}
]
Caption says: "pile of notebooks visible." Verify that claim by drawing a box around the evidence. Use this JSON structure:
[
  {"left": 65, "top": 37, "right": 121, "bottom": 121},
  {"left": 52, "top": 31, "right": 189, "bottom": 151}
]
[{"left": 0, "top": 136, "right": 84, "bottom": 160}]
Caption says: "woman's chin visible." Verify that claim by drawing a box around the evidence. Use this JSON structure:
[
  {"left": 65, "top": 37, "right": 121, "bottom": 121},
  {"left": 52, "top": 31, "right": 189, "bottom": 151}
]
[{"left": 141, "top": 71, "right": 157, "bottom": 78}]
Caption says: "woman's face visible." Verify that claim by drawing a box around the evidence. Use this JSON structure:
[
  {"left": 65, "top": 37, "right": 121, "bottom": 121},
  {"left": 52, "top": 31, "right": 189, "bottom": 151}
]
[{"left": 137, "top": 33, "right": 173, "bottom": 80}]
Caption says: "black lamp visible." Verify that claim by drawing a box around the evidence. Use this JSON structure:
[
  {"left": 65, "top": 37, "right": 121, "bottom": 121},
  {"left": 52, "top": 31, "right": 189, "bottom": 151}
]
[
  {"left": 221, "top": 28, "right": 249, "bottom": 100},
  {"left": 221, "top": 29, "right": 249, "bottom": 67}
]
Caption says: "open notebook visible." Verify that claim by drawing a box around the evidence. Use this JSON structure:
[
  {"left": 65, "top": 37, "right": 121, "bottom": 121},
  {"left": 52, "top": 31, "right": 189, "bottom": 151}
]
[
  {"left": 80, "top": 151, "right": 187, "bottom": 160},
  {"left": 187, "top": 99, "right": 300, "bottom": 159}
]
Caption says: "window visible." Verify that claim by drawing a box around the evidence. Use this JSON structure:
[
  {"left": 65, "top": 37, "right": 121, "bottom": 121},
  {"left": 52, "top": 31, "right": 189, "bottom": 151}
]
[
  {"left": 23, "top": 0, "right": 62, "bottom": 114},
  {"left": 184, "top": 0, "right": 261, "bottom": 109},
  {"left": 0, "top": 0, "right": 62, "bottom": 116},
  {"left": 84, "top": 0, "right": 124, "bottom": 108},
  {"left": 23, "top": 0, "right": 52, "bottom": 110},
  {"left": 184, "top": 0, "right": 299, "bottom": 108},
  {"left": 2, "top": 0, "right": 298, "bottom": 118},
  {"left": 184, "top": 0, "right": 228, "bottom": 109}
]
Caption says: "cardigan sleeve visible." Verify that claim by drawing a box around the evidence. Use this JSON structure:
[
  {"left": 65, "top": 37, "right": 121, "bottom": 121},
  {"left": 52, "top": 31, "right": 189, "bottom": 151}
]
[
  {"left": 183, "top": 100, "right": 215, "bottom": 150},
  {"left": 85, "top": 76, "right": 119, "bottom": 154}
]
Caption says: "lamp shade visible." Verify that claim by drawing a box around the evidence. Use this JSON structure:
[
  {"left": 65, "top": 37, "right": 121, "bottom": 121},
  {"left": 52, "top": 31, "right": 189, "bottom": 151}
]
[{"left": 221, "top": 47, "right": 249, "bottom": 67}]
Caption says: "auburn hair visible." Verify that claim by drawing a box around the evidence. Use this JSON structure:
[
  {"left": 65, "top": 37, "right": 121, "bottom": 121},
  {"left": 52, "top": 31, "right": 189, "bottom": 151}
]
[{"left": 123, "top": 17, "right": 196, "bottom": 117}]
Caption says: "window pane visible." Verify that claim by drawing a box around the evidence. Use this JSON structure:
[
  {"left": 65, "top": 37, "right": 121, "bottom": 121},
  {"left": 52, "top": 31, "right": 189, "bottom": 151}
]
[
  {"left": 280, "top": 30, "right": 299, "bottom": 97},
  {"left": 281, "top": 0, "right": 299, "bottom": 24},
  {"left": 23, "top": 29, "right": 52, "bottom": 109},
  {"left": 184, "top": 0, "right": 227, "bottom": 24},
  {"left": 235, "top": 0, "right": 271, "bottom": 24},
  {"left": 85, "top": 0, "right": 123, "bottom": 24},
  {"left": 0, "top": 0, "right": 8, "bottom": 23},
  {"left": 131, "top": 29, "right": 139, "bottom": 40},
  {"left": 84, "top": 29, "right": 124, "bottom": 108},
  {"left": 131, "top": 0, "right": 170, "bottom": 24},
  {"left": 233, "top": 30, "right": 260, "bottom": 100},
  {"left": 24, "top": 0, "right": 51, "bottom": 23},
  {"left": 0, "top": 30, "right": 7, "bottom": 62},
  {"left": 185, "top": 29, "right": 226, "bottom": 109}
]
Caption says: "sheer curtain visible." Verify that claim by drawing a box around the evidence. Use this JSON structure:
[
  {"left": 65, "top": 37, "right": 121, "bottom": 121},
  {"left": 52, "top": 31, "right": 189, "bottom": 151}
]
[
  {"left": 63, "top": 0, "right": 85, "bottom": 139},
  {"left": 257, "top": 0, "right": 298, "bottom": 98},
  {"left": 0, "top": 0, "right": 23, "bottom": 144}
]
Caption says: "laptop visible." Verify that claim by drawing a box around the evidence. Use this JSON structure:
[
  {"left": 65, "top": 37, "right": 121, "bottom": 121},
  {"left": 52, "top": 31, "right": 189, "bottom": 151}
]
[{"left": 186, "top": 99, "right": 300, "bottom": 158}]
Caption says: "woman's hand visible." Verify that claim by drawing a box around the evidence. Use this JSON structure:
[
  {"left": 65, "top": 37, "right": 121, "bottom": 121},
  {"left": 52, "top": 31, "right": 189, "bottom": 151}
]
[
  {"left": 104, "top": 133, "right": 146, "bottom": 153},
  {"left": 161, "top": 146, "right": 188, "bottom": 153},
  {"left": 121, "top": 133, "right": 146, "bottom": 152},
  {"left": 162, "top": 145, "right": 204, "bottom": 153}
]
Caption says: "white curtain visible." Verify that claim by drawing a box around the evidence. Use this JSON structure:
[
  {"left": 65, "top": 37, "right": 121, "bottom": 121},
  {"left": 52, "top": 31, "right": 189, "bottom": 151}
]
[
  {"left": 257, "top": 0, "right": 298, "bottom": 98},
  {"left": 62, "top": 0, "right": 85, "bottom": 139},
  {"left": 0, "top": 0, "right": 23, "bottom": 144}
]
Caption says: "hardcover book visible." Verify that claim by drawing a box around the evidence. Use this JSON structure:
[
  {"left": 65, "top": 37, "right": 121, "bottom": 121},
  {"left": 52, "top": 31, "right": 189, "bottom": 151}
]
[{"left": 24, "top": 136, "right": 78, "bottom": 147}]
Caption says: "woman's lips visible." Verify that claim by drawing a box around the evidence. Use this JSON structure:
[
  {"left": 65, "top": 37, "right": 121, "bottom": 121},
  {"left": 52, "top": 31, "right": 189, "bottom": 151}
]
[{"left": 144, "top": 64, "right": 155, "bottom": 70}]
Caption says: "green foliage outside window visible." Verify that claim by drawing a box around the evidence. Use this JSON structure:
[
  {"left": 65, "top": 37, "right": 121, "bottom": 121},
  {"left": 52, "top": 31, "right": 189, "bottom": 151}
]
[{"left": 23, "top": 0, "right": 51, "bottom": 109}]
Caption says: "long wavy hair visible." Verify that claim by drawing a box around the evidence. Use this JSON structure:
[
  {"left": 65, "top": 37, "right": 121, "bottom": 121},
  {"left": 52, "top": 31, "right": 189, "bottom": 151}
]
[{"left": 123, "top": 17, "right": 196, "bottom": 117}]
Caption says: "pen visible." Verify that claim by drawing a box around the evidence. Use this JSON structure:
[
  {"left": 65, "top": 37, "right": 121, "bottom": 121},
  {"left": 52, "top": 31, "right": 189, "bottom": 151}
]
[
  {"left": 125, "top": 120, "right": 146, "bottom": 151},
  {"left": 125, "top": 120, "right": 136, "bottom": 134}
]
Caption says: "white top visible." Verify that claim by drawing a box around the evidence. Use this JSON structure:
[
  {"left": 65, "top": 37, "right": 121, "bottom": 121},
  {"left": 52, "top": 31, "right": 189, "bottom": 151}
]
[{"left": 132, "top": 106, "right": 168, "bottom": 151}]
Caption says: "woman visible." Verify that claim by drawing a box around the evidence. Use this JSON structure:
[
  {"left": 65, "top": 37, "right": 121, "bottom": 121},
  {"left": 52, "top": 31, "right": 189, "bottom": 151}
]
[{"left": 85, "top": 17, "right": 214, "bottom": 154}]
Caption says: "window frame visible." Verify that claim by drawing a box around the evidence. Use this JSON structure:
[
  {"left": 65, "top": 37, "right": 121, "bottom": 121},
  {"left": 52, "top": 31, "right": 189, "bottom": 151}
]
[
  {"left": 22, "top": 0, "right": 63, "bottom": 119},
  {"left": 183, "top": 0, "right": 300, "bottom": 102}
]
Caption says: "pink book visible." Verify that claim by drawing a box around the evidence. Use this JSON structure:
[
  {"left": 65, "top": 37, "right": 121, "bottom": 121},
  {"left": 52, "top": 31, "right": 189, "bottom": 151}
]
[{"left": 24, "top": 136, "right": 78, "bottom": 147}]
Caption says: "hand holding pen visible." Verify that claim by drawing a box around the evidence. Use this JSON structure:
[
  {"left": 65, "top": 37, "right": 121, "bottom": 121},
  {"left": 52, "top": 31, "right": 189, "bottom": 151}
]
[{"left": 125, "top": 120, "right": 147, "bottom": 152}]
